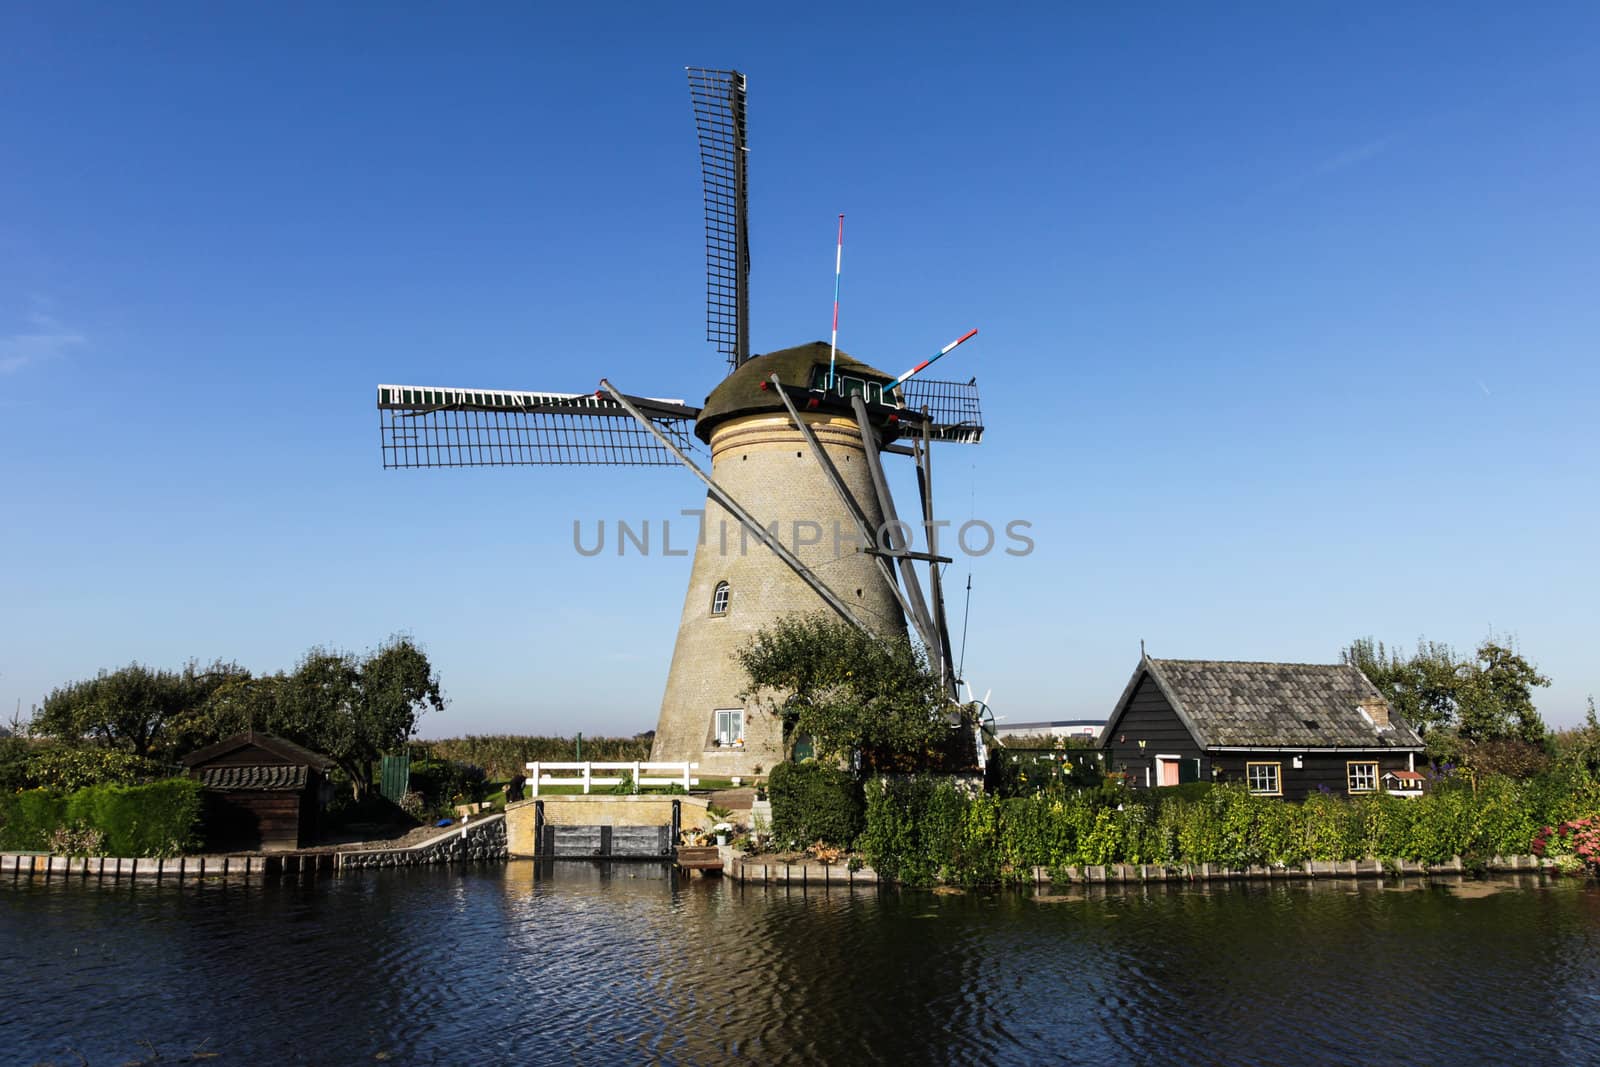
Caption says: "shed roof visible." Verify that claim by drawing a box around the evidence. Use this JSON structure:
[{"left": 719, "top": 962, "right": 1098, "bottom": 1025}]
[
  {"left": 198, "top": 764, "right": 310, "bottom": 791},
  {"left": 694, "top": 342, "right": 894, "bottom": 442},
  {"left": 181, "top": 731, "right": 335, "bottom": 770},
  {"left": 1102, "top": 657, "right": 1425, "bottom": 751}
]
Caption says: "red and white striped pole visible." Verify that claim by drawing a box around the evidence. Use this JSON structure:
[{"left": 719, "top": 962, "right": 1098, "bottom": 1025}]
[
  {"left": 828, "top": 214, "right": 844, "bottom": 391},
  {"left": 890, "top": 328, "right": 979, "bottom": 388}
]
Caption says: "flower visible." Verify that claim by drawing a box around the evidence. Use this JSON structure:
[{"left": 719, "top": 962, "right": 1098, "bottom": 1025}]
[{"left": 1532, "top": 816, "right": 1600, "bottom": 876}]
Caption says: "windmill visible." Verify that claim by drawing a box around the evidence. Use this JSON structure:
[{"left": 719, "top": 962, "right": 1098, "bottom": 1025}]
[{"left": 375, "top": 69, "right": 985, "bottom": 777}]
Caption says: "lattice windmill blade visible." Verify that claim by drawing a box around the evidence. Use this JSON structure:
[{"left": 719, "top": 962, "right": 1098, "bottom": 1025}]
[
  {"left": 900, "top": 377, "right": 985, "bottom": 443},
  {"left": 686, "top": 67, "right": 750, "bottom": 373},
  {"left": 377, "top": 384, "right": 701, "bottom": 469}
]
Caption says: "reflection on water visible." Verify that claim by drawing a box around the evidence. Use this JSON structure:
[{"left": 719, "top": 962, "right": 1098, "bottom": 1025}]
[{"left": 3, "top": 862, "right": 1598, "bottom": 1065}]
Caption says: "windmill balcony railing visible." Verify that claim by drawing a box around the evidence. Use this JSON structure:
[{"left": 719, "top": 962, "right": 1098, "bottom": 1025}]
[{"left": 525, "top": 761, "right": 700, "bottom": 796}]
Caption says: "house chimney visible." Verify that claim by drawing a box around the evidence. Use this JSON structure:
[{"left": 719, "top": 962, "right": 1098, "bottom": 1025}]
[{"left": 1358, "top": 697, "right": 1390, "bottom": 729}]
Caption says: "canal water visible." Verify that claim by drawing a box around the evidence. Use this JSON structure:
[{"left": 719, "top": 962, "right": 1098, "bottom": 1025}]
[{"left": 3, "top": 863, "right": 1598, "bottom": 1065}]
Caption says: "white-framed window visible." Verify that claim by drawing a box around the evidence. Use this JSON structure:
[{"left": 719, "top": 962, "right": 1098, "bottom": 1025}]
[
  {"left": 1347, "top": 761, "right": 1378, "bottom": 794},
  {"left": 1246, "top": 762, "right": 1281, "bottom": 796},
  {"left": 710, "top": 581, "right": 730, "bottom": 615},
  {"left": 714, "top": 709, "right": 743, "bottom": 747}
]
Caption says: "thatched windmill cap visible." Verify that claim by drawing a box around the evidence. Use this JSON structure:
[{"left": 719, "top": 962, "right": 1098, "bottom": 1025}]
[{"left": 694, "top": 341, "right": 895, "bottom": 443}]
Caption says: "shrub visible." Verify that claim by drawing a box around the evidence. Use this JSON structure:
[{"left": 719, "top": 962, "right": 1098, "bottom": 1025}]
[
  {"left": 859, "top": 776, "right": 966, "bottom": 886},
  {"left": 852, "top": 768, "right": 1600, "bottom": 885},
  {"left": 47, "top": 823, "right": 106, "bottom": 856},
  {"left": 0, "top": 789, "right": 69, "bottom": 851},
  {"left": 0, "top": 779, "right": 201, "bottom": 856},
  {"left": 24, "top": 746, "right": 169, "bottom": 792},
  {"left": 69, "top": 779, "right": 203, "bottom": 856},
  {"left": 324, "top": 788, "right": 407, "bottom": 828},
  {"left": 409, "top": 760, "right": 487, "bottom": 810},
  {"left": 768, "top": 762, "right": 864, "bottom": 848},
  {"left": 1532, "top": 816, "right": 1600, "bottom": 875},
  {"left": 1151, "top": 781, "right": 1215, "bottom": 804},
  {"left": 988, "top": 748, "right": 1104, "bottom": 798}
]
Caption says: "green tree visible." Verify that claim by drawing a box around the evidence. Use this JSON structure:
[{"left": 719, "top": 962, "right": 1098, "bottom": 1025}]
[
  {"left": 736, "top": 614, "right": 952, "bottom": 771},
  {"left": 184, "top": 673, "right": 286, "bottom": 750},
  {"left": 31, "top": 660, "right": 246, "bottom": 759},
  {"left": 1455, "top": 640, "right": 1549, "bottom": 744},
  {"left": 1342, "top": 637, "right": 1461, "bottom": 737},
  {"left": 1551, "top": 698, "right": 1600, "bottom": 779},
  {"left": 268, "top": 636, "right": 446, "bottom": 798},
  {"left": 1345, "top": 634, "right": 1552, "bottom": 765}
]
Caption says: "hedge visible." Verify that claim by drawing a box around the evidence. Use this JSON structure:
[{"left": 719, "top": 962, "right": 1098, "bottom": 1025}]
[
  {"left": 0, "top": 778, "right": 203, "bottom": 857},
  {"left": 0, "top": 741, "right": 169, "bottom": 794},
  {"left": 861, "top": 770, "right": 1600, "bottom": 887},
  {"left": 768, "top": 762, "right": 864, "bottom": 847}
]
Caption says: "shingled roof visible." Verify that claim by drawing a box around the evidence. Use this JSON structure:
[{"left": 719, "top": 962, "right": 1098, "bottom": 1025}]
[
  {"left": 1106, "top": 657, "right": 1425, "bottom": 750},
  {"left": 198, "top": 764, "right": 309, "bottom": 791}
]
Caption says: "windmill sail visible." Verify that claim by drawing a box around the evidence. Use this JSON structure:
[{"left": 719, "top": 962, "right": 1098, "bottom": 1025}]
[
  {"left": 901, "top": 377, "right": 985, "bottom": 444},
  {"left": 687, "top": 67, "right": 750, "bottom": 373},
  {"left": 377, "top": 385, "right": 700, "bottom": 468}
]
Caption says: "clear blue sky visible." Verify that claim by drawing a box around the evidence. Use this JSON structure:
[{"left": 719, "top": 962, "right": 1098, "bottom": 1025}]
[{"left": 2, "top": 3, "right": 1596, "bottom": 735}]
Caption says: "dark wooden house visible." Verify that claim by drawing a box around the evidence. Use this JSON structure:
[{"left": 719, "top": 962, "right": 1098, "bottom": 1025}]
[
  {"left": 181, "top": 732, "right": 335, "bottom": 851},
  {"left": 1098, "top": 656, "right": 1425, "bottom": 801}
]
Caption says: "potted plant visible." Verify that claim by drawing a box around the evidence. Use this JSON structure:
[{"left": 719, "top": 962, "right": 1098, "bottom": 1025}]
[{"left": 713, "top": 822, "right": 733, "bottom": 846}]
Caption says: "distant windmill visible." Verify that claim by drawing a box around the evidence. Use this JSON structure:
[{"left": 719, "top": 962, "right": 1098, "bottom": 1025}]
[{"left": 376, "top": 69, "right": 985, "bottom": 776}]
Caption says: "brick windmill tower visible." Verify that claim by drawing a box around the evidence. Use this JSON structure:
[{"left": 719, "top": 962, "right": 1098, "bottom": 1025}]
[{"left": 375, "top": 69, "right": 984, "bottom": 776}]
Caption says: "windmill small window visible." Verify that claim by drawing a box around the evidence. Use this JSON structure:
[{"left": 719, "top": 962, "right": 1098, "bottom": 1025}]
[
  {"left": 710, "top": 581, "right": 730, "bottom": 616},
  {"left": 715, "top": 709, "right": 743, "bottom": 748}
]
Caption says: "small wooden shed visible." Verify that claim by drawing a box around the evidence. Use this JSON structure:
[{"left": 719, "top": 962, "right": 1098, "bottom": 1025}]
[{"left": 182, "top": 732, "right": 335, "bottom": 851}]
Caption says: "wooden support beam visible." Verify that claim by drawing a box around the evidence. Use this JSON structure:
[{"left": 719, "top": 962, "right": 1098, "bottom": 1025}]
[
  {"left": 851, "top": 395, "right": 939, "bottom": 650},
  {"left": 864, "top": 547, "right": 954, "bottom": 565},
  {"left": 767, "top": 374, "right": 925, "bottom": 629},
  {"left": 601, "top": 379, "right": 871, "bottom": 632},
  {"left": 915, "top": 419, "right": 959, "bottom": 699}
]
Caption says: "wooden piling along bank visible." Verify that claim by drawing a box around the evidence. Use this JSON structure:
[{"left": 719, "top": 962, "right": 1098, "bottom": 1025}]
[
  {"left": 1, "top": 841, "right": 1559, "bottom": 890},
  {"left": 0, "top": 850, "right": 340, "bottom": 883},
  {"left": 0, "top": 813, "right": 508, "bottom": 886},
  {"left": 719, "top": 850, "right": 1557, "bottom": 888}
]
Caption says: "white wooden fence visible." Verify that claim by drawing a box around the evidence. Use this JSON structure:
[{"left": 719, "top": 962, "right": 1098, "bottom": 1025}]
[{"left": 524, "top": 761, "right": 699, "bottom": 796}]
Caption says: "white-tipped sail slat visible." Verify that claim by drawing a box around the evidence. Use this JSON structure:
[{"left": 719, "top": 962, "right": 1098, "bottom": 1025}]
[
  {"left": 376, "top": 384, "right": 701, "bottom": 469},
  {"left": 376, "top": 384, "right": 696, "bottom": 419}
]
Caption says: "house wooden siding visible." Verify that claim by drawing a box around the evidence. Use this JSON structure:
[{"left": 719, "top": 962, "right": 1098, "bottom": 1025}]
[
  {"left": 1098, "top": 656, "right": 1425, "bottom": 801},
  {"left": 1102, "top": 675, "right": 1204, "bottom": 782},
  {"left": 202, "top": 788, "right": 311, "bottom": 851},
  {"left": 1206, "top": 751, "right": 1416, "bottom": 801}
]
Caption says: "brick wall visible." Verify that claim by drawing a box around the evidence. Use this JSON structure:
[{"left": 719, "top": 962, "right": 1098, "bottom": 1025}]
[{"left": 649, "top": 411, "right": 908, "bottom": 775}]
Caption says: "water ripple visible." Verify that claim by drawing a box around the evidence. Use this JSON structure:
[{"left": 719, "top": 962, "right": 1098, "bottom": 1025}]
[{"left": 2, "top": 866, "right": 1598, "bottom": 1065}]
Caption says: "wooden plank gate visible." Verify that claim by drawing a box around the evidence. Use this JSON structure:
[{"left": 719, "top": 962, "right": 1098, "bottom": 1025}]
[{"left": 539, "top": 824, "right": 673, "bottom": 858}]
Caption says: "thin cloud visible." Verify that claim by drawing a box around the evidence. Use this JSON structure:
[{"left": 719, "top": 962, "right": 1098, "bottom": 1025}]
[
  {"left": 1306, "top": 136, "right": 1396, "bottom": 179},
  {"left": 1264, "top": 136, "right": 1398, "bottom": 196},
  {"left": 0, "top": 308, "right": 85, "bottom": 374}
]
